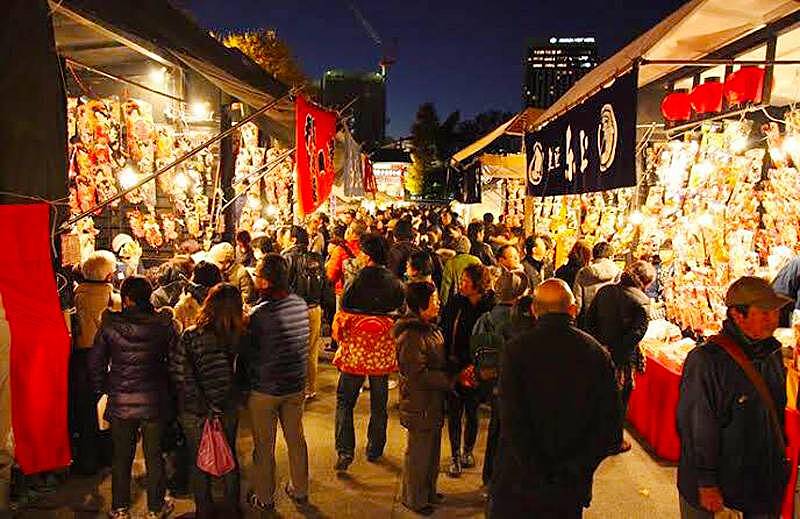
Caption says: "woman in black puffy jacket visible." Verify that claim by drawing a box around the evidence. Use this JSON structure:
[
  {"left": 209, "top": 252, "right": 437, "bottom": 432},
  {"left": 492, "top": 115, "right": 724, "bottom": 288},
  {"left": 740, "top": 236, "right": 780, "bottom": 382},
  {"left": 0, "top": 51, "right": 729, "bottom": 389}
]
[
  {"left": 169, "top": 283, "right": 246, "bottom": 518},
  {"left": 89, "top": 276, "right": 178, "bottom": 519}
]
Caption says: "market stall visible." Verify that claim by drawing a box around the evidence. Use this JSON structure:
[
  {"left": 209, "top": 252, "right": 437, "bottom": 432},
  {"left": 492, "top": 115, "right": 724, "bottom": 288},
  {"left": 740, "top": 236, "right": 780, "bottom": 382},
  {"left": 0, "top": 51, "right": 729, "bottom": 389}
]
[
  {"left": 51, "top": 0, "right": 295, "bottom": 267},
  {"left": 519, "top": 0, "right": 800, "bottom": 514}
]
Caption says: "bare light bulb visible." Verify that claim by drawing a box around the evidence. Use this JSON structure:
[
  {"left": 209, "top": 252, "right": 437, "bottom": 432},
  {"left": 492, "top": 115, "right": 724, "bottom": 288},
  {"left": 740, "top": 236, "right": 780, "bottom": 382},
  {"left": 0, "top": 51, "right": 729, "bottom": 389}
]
[
  {"left": 149, "top": 67, "right": 166, "bottom": 85},
  {"left": 174, "top": 172, "right": 189, "bottom": 190},
  {"left": 119, "top": 165, "right": 138, "bottom": 190},
  {"left": 629, "top": 211, "right": 645, "bottom": 226},
  {"left": 191, "top": 101, "right": 210, "bottom": 121}
]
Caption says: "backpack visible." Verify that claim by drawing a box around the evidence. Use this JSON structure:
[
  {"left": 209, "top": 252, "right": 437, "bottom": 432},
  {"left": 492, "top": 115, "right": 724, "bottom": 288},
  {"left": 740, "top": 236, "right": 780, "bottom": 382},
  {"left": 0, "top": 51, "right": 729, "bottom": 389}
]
[{"left": 291, "top": 251, "right": 327, "bottom": 305}]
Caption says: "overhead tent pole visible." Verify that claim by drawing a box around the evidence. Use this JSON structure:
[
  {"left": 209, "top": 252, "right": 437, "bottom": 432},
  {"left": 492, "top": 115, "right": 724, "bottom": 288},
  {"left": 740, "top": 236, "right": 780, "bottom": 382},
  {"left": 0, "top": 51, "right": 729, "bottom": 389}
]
[
  {"left": 59, "top": 87, "right": 300, "bottom": 232},
  {"left": 64, "top": 57, "right": 186, "bottom": 103},
  {"left": 640, "top": 58, "right": 800, "bottom": 66}
]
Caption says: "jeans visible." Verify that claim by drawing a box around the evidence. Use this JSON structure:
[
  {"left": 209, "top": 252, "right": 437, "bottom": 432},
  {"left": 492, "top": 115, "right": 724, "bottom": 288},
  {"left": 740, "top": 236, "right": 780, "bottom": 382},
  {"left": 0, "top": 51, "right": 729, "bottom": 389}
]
[
  {"left": 111, "top": 417, "right": 166, "bottom": 512},
  {"left": 179, "top": 412, "right": 240, "bottom": 515},
  {"left": 247, "top": 391, "right": 308, "bottom": 504},
  {"left": 335, "top": 372, "right": 389, "bottom": 458},
  {"left": 447, "top": 384, "right": 480, "bottom": 459},
  {"left": 483, "top": 394, "right": 500, "bottom": 485},
  {"left": 679, "top": 493, "right": 779, "bottom": 519}
]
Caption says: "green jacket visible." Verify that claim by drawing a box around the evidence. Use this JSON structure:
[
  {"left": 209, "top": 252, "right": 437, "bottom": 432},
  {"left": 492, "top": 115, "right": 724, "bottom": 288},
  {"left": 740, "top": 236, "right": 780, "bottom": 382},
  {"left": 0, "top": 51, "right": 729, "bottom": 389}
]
[{"left": 439, "top": 253, "right": 481, "bottom": 306}]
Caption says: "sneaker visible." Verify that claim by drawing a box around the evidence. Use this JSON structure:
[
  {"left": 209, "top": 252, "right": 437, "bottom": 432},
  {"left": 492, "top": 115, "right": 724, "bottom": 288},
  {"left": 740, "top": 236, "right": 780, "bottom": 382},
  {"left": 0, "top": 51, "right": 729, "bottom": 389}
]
[
  {"left": 447, "top": 457, "right": 462, "bottom": 478},
  {"left": 246, "top": 489, "right": 274, "bottom": 512},
  {"left": 144, "top": 498, "right": 174, "bottom": 519},
  {"left": 108, "top": 508, "right": 130, "bottom": 519},
  {"left": 285, "top": 482, "right": 308, "bottom": 504},
  {"left": 366, "top": 452, "right": 381, "bottom": 463},
  {"left": 334, "top": 454, "right": 353, "bottom": 472},
  {"left": 387, "top": 379, "right": 398, "bottom": 390},
  {"left": 461, "top": 451, "right": 475, "bottom": 468}
]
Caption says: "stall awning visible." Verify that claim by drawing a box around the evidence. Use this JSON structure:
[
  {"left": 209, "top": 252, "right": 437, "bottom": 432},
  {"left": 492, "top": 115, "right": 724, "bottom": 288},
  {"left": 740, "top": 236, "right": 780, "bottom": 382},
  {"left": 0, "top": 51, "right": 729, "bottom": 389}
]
[
  {"left": 480, "top": 154, "right": 525, "bottom": 179},
  {"left": 451, "top": 107, "right": 542, "bottom": 163},
  {"left": 52, "top": 0, "right": 294, "bottom": 142},
  {"left": 533, "top": 0, "right": 800, "bottom": 131}
]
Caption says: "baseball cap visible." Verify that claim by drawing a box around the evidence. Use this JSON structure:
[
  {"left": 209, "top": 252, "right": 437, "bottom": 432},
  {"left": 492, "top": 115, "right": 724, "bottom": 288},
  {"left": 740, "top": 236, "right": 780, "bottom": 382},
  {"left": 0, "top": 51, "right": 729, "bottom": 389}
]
[{"left": 724, "top": 276, "right": 793, "bottom": 310}]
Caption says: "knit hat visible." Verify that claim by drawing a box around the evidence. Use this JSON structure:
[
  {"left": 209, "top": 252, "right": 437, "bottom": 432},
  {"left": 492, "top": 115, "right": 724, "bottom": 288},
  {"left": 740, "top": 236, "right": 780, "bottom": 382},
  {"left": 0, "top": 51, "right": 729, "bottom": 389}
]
[
  {"left": 494, "top": 269, "right": 529, "bottom": 303},
  {"left": 207, "top": 242, "right": 235, "bottom": 267},
  {"left": 454, "top": 236, "right": 471, "bottom": 254},
  {"left": 81, "top": 250, "right": 117, "bottom": 282}
]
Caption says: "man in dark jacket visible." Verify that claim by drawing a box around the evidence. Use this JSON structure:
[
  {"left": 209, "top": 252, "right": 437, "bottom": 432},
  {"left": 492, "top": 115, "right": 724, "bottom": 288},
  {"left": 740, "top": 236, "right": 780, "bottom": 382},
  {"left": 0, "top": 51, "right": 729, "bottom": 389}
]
[
  {"left": 342, "top": 234, "right": 405, "bottom": 315},
  {"left": 333, "top": 234, "right": 405, "bottom": 471},
  {"left": 89, "top": 276, "right": 177, "bottom": 519},
  {"left": 244, "top": 254, "right": 310, "bottom": 510},
  {"left": 282, "top": 225, "right": 329, "bottom": 400},
  {"left": 489, "top": 279, "right": 621, "bottom": 518},
  {"left": 585, "top": 260, "right": 655, "bottom": 454},
  {"left": 387, "top": 218, "right": 419, "bottom": 281},
  {"left": 771, "top": 255, "right": 800, "bottom": 327},
  {"left": 677, "top": 277, "right": 790, "bottom": 518}
]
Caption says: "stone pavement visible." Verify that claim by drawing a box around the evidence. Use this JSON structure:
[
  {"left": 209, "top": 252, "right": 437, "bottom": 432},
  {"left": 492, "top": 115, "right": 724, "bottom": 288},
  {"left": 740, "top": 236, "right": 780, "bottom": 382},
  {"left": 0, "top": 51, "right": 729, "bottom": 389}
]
[{"left": 17, "top": 362, "right": 679, "bottom": 518}]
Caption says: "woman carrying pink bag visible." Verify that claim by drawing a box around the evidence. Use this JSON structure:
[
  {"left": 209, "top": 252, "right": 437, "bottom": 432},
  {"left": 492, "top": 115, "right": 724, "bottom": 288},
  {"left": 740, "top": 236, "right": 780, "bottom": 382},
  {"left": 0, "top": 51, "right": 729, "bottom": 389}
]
[{"left": 169, "top": 283, "right": 247, "bottom": 518}]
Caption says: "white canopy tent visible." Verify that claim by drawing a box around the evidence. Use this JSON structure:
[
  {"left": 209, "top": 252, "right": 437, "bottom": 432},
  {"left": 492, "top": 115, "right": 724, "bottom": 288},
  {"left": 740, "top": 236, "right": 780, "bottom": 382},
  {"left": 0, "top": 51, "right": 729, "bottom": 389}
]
[{"left": 533, "top": 0, "right": 799, "bottom": 131}]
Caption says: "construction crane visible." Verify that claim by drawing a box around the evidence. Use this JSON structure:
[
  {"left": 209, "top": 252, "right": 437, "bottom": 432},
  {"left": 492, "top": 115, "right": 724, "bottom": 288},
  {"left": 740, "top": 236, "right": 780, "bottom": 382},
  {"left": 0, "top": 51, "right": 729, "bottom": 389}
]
[{"left": 343, "top": 0, "right": 397, "bottom": 77}]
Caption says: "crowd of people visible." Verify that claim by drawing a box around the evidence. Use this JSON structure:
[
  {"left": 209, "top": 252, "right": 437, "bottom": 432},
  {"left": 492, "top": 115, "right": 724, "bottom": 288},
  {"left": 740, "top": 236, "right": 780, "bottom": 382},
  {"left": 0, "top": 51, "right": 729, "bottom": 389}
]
[{"left": 59, "top": 204, "right": 795, "bottom": 519}]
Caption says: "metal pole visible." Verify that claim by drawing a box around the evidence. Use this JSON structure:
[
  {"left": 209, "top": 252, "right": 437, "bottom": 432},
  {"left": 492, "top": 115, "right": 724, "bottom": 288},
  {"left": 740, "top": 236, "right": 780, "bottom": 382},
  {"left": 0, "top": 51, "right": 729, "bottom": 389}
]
[
  {"left": 64, "top": 57, "right": 186, "bottom": 103},
  {"left": 60, "top": 88, "right": 298, "bottom": 231},
  {"left": 640, "top": 58, "right": 800, "bottom": 67}
]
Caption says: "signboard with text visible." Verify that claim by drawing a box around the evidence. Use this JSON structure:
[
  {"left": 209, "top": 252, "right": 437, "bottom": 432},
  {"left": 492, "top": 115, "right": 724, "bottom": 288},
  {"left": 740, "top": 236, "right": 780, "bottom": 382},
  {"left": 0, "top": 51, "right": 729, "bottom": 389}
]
[{"left": 526, "top": 68, "right": 638, "bottom": 197}]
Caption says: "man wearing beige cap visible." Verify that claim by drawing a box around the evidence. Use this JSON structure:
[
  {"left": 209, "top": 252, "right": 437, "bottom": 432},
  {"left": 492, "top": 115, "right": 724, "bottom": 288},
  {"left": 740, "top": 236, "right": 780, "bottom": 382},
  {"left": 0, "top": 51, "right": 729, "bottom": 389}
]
[{"left": 677, "top": 276, "right": 791, "bottom": 519}]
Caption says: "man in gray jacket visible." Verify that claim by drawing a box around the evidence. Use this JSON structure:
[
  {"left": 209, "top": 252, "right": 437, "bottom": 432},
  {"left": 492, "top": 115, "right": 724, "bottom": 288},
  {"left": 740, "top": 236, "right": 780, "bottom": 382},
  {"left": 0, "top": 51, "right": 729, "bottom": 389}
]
[{"left": 574, "top": 242, "right": 620, "bottom": 328}]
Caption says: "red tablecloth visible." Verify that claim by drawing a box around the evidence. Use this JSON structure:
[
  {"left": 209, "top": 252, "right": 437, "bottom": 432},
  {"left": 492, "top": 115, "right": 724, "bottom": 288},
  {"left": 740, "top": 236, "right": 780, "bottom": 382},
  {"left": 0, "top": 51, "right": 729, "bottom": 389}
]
[
  {"left": 627, "top": 353, "right": 800, "bottom": 518},
  {"left": 627, "top": 354, "right": 682, "bottom": 461}
]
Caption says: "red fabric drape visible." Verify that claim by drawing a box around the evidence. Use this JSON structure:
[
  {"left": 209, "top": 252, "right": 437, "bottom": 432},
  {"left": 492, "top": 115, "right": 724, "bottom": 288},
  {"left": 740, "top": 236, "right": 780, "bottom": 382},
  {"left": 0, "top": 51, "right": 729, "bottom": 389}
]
[
  {"left": 295, "top": 96, "right": 337, "bottom": 215},
  {"left": 0, "top": 203, "right": 70, "bottom": 473}
]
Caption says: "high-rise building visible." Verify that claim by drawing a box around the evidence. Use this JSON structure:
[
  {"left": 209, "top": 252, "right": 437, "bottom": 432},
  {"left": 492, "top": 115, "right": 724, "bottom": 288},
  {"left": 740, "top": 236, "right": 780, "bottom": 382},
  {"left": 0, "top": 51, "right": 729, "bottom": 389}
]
[
  {"left": 321, "top": 70, "right": 386, "bottom": 149},
  {"left": 524, "top": 37, "right": 599, "bottom": 108}
]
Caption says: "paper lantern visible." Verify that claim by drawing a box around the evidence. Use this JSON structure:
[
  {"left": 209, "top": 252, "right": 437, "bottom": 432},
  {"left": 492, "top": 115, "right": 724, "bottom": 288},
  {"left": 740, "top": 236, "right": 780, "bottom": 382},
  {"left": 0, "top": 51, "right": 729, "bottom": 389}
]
[
  {"left": 690, "top": 79, "right": 724, "bottom": 114},
  {"left": 661, "top": 90, "right": 692, "bottom": 122},
  {"left": 724, "top": 67, "right": 765, "bottom": 106}
]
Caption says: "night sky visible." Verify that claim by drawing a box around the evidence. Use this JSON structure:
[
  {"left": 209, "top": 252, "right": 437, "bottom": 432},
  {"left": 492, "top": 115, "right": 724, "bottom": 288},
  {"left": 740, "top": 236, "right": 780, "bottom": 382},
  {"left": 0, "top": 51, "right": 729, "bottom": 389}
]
[{"left": 185, "top": 0, "right": 688, "bottom": 137}]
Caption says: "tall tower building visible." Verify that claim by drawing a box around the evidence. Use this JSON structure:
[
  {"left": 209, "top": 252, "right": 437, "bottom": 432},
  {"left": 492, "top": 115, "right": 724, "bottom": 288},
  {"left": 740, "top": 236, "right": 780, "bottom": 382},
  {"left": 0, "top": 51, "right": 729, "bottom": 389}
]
[
  {"left": 321, "top": 70, "right": 386, "bottom": 149},
  {"left": 524, "top": 37, "right": 599, "bottom": 108}
]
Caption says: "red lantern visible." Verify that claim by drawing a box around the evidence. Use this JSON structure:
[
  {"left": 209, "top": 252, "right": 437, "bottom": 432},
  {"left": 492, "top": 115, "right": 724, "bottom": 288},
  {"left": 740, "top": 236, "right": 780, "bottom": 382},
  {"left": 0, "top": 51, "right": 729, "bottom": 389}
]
[
  {"left": 661, "top": 90, "right": 692, "bottom": 122},
  {"left": 724, "top": 66, "right": 765, "bottom": 106},
  {"left": 690, "top": 79, "right": 724, "bottom": 114}
]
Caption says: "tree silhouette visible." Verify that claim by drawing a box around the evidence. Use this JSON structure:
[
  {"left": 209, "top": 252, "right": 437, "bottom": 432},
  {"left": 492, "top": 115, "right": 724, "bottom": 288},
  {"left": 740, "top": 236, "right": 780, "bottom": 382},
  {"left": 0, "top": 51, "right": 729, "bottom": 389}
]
[{"left": 221, "top": 29, "right": 311, "bottom": 90}]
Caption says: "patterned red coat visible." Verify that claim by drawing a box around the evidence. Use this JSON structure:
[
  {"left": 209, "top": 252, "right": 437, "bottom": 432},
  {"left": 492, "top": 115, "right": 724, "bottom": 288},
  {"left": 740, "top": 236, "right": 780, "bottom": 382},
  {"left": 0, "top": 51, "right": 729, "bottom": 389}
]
[{"left": 332, "top": 311, "right": 398, "bottom": 375}]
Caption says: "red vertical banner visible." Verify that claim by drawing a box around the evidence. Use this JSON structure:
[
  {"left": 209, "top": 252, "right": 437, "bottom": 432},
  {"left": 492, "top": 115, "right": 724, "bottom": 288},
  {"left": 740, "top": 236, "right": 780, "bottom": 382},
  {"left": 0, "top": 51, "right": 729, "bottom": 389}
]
[
  {"left": 0, "top": 204, "right": 71, "bottom": 473},
  {"left": 295, "top": 96, "right": 337, "bottom": 215},
  {"left": 363, "top": 153, "right": 377, "bottom": 195}
]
